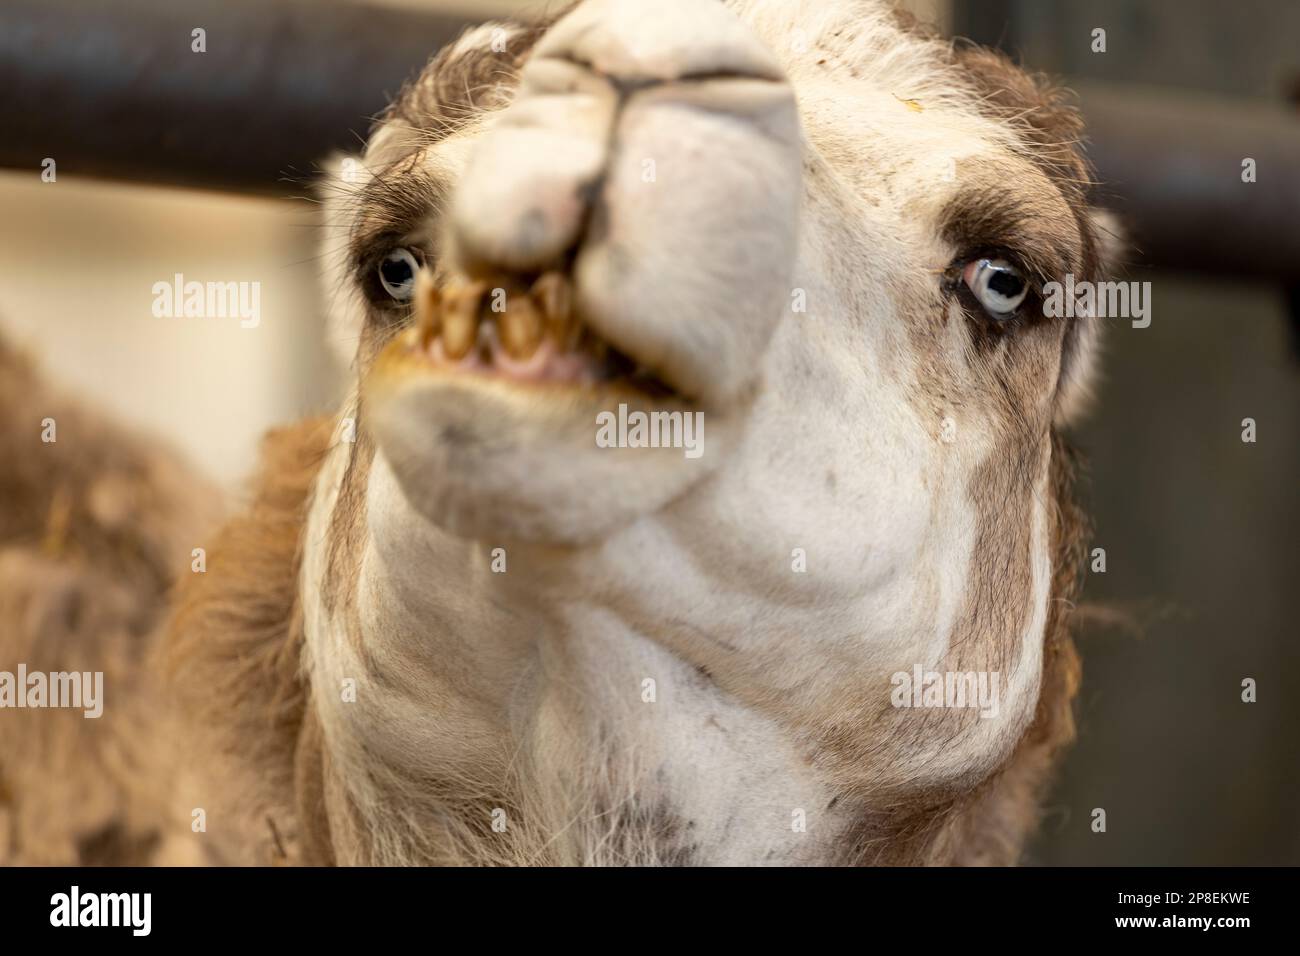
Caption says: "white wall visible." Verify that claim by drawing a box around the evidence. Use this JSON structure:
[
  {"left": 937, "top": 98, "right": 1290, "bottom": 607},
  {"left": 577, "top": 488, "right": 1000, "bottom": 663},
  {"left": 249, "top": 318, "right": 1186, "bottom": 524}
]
[{"left": 0, "top": 174, "right": 340, "bottom": 486}]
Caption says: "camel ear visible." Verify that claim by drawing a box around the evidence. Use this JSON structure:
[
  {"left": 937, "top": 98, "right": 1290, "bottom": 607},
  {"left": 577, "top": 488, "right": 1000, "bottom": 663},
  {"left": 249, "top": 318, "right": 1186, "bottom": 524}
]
[
  {"left": 1054, "top": 207, "right": 1124, "bottom": 427},
  {"left": 1089, "top": 207, "right": 1126, "bottom": 278},
  {"left": 317, "top": 152, "right": 372, "bottom": 369}
]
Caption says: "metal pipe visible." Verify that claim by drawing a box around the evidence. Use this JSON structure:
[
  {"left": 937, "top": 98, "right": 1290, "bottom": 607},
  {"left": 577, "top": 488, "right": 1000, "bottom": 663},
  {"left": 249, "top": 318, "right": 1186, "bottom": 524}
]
[
  {"left": 1076, "top": 83, "right": 1300, "bottom": 280},
  {"left": 0, "top": 0, "right": 466, "bottom": 194}
]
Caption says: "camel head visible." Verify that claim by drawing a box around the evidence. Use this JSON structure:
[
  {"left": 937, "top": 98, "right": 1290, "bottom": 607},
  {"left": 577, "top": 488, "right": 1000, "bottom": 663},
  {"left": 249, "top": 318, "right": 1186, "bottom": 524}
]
[{"left": 308, "top": 0, "right": 1113, "bottom": 865}]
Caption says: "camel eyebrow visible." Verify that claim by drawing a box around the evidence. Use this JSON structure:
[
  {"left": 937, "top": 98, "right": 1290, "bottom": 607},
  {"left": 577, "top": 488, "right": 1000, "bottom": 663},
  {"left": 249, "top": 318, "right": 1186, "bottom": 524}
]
[
  {"left": 349, "top": 165, "right": 445, "bottom": 265},
  {"left": 381, "top": 22, "right": 545, "bottom": 135},
  {"left": 940, "top": 185, "right": 1082, "bottom": 282}
]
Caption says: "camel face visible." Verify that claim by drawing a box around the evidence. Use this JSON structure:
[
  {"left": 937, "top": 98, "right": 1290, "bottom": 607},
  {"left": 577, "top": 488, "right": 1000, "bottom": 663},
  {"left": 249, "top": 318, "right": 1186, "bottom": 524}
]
[
  {"left": 361, "top": 0, "right": 801, "bottom": 544},
  {"left": 312, "top": 0, "right": 1107, "bottom": 864}
]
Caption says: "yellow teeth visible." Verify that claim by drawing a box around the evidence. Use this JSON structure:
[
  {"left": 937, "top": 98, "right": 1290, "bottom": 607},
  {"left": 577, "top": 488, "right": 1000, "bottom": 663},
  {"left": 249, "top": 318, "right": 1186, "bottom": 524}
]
[
  {"left": 442, "top": 279, "right": 487, "bottom": 360},
  {"left": 533, "top": 272, "right": 579, "bottom": 350},
  {"left": 499, "top": 293, "right": 543, "bottom": 360},
  {"left": 414, "top": 271, "right": 576, "bottom": 363},
  {"left": 414, "top": 270, "right": 442, "bottom": 347}
]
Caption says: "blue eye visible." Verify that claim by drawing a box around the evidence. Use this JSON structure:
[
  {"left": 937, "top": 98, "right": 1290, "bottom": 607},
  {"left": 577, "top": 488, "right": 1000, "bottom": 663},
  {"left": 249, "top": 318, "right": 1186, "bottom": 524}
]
[
  {"left": 378, "top": 248, "right": 419, "bottom": 300},
  {"left": 963, "top": 257, "right": 1029, "bottom": 317}
]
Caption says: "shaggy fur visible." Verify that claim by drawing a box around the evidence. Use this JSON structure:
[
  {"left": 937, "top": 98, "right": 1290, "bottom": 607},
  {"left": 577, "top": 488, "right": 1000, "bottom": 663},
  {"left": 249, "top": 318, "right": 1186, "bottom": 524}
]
[
  {"left": 0, "top": 337, "right": 219, "bottom": 865},
  {"left": 165, "top": 418, "right": 335, "bottom": 865}
]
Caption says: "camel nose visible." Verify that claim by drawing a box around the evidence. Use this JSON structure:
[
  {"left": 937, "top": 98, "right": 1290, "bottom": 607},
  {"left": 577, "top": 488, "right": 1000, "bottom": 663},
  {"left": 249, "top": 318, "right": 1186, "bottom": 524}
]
[
  {"left": 447, "top": 0, "right": 802, "bottom": 405},
  {"left": 450, "top": 0, "right": 791, "bottom": 275}
]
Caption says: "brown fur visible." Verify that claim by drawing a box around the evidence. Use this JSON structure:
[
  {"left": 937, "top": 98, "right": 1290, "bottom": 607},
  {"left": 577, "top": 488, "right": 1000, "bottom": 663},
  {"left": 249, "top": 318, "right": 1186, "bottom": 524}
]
[
  {"left": 164, "top": 416, "right": 334, "bottom": 865},
  {"left": 949, "top": 40, "right": 1106, "bottom": 398},
  {"left": 0, "top": 336, "right": 220, "bottom": 865},
  {"left": 380, "top": 22, "right": 548, "bottom": 140}
]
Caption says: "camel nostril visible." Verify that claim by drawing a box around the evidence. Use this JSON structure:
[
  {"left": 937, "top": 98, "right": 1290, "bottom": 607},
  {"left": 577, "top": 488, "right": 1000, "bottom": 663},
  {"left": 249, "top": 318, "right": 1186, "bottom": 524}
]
[{"left": 547, "top": 46, "right": 787, "bottom": 96}]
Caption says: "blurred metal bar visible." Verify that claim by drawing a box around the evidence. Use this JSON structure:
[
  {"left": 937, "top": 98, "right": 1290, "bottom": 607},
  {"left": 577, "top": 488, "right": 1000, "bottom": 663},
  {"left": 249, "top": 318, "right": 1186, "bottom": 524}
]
[
  {"left": 1076, "top": 83, "right": 1300, "bottom": 280},
  {"left": 1, "top": 0, "right": 1298, "bottom": 279},
  {"left": 0, "top": 0, "right": 466, "bottom": 194}
]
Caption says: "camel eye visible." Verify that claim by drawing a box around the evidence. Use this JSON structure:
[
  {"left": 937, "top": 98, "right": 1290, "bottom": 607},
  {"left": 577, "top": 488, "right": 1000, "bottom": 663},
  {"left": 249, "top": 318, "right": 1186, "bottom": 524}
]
[
  {"left": 963, "top": 258, "right": 1028, "bottom": 317},
  {"left": 378, "top": 248, "right": 419, "bottom": 300}
]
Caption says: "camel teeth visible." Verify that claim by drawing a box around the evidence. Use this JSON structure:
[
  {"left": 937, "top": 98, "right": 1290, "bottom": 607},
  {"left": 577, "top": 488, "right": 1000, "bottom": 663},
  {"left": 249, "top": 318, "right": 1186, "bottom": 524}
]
[
  {"left": 532, "top": 272, "right": 579, "bottom": 351},
  {"left": 419, "top": 273, "right": 609, "bottom": 370},
  {"left": 498, "top": 292, "right": 543, "bottom": 360},
  {"left": 414, "top": 269, "right": 441, "bottom": 346},
  {"left": 442, "top": 280, "right": 486, "bottom": 360},
  {"left": 532, "top": 272, "right": 570, "bottom": 321}
]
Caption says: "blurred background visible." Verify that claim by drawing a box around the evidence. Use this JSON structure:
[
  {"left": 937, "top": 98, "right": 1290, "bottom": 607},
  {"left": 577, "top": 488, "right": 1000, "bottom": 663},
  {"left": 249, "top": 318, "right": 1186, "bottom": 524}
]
[
  {"left": 0, "top": 0, "right": 1296, "bottom": 863},
  {"left": 962, "top": 0, "right": 1300, "bottom": 866}
]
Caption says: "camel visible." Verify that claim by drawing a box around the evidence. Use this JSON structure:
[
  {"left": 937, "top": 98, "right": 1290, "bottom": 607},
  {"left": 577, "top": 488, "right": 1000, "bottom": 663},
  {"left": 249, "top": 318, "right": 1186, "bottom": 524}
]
[{"left": 0, "top": 0, "right": 1118, "bottom": 866}]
